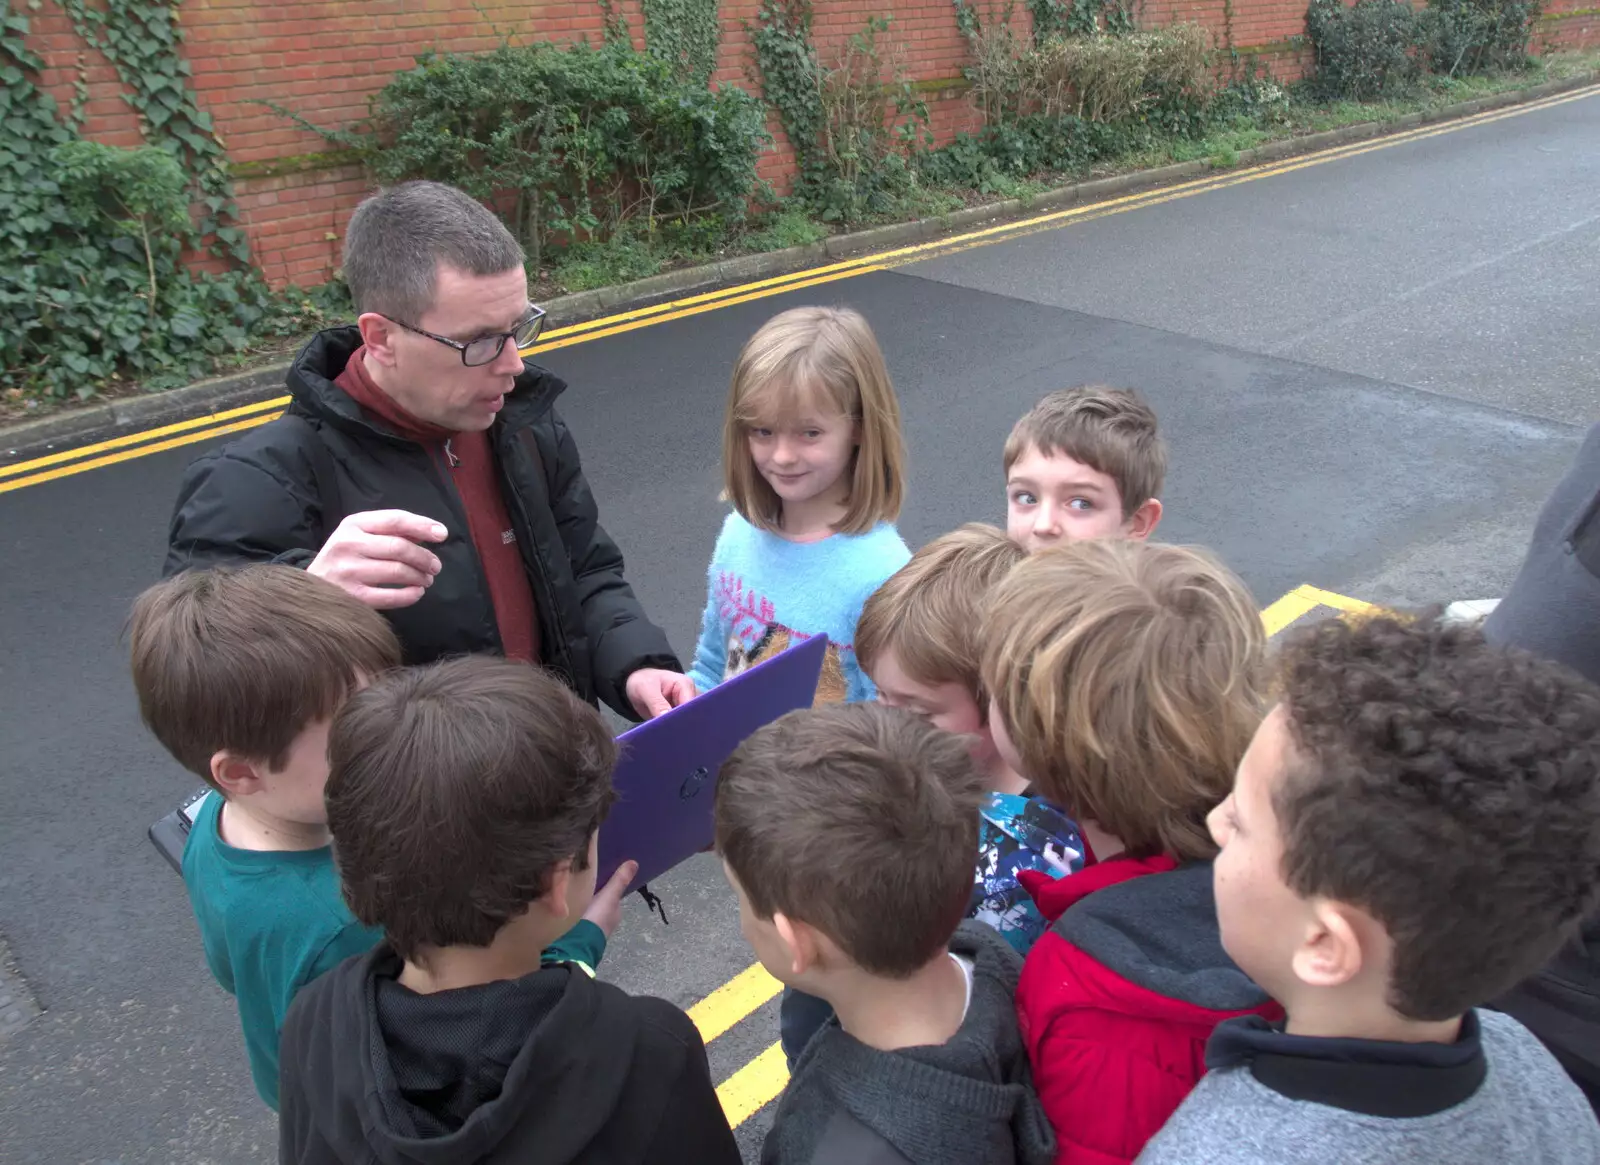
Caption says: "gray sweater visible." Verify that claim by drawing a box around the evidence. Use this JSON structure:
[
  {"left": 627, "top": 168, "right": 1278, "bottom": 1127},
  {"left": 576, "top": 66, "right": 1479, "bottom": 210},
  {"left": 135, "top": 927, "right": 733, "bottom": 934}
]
[
  {"left": 760, "top": 921, "right": 1055, "bottom": 1165},
  {"left": 1136, "top": 1009, "right": 1600, "bottom": 1164}
]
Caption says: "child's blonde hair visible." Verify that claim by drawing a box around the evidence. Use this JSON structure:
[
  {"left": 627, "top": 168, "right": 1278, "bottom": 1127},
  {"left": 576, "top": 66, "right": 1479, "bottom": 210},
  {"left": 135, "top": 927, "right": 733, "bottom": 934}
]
[
  {"left": 980, "top": 540, "right": 1265, "bottom": 861},
  {"left": 722, "top": 306, "right": 905, "bottom": 535},
  {"left": 856, "top": 523, "right": 1025, "bottom": 706}
]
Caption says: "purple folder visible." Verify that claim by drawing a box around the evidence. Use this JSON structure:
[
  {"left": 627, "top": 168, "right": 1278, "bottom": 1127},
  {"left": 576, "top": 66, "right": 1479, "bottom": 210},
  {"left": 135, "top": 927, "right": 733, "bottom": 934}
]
[{"left": 597, "top": 633, "right": 828, "bottom": 888}]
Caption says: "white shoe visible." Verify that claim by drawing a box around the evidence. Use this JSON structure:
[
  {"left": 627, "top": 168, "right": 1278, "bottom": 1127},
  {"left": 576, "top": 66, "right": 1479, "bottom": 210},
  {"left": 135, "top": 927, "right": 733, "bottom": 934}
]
[{"left": 1443, "top": 599, "right": 1502, "bottom": 624}]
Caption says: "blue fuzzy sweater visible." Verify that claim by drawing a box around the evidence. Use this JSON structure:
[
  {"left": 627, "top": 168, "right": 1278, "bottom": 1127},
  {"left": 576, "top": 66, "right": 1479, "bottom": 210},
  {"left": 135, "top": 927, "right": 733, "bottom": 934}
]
[{"left": 689, "top": 512, "right": 910, "bottom": 705}]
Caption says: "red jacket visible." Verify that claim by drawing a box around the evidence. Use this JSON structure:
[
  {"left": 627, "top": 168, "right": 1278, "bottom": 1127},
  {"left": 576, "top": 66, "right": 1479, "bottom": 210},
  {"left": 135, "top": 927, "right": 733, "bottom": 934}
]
[{"left": 1015, "top": 856, "right": 1283, "bottom": 1165}]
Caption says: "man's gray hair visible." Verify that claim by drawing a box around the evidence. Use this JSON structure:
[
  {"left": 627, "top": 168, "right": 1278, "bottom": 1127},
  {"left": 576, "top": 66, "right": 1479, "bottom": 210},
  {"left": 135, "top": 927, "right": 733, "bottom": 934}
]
[{"left": 342, "top": 181, "right": 525, "bottom": 321}]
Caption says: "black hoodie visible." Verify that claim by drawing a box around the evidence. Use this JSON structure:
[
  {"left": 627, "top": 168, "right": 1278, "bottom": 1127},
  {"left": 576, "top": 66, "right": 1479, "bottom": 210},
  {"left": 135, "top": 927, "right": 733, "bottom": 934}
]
[
  {"left": 277, "top": 945, "right": 741, "bottom": 1165},
  {"left": 761, "top": 921, "right": 1056, "bottom": 1165}
]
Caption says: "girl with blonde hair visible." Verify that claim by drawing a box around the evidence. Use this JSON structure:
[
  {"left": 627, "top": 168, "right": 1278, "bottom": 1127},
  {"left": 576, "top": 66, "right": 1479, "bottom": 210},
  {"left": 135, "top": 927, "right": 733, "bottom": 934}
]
[{"left": 688, "top": 305, "right": 910, "bottom": 706}]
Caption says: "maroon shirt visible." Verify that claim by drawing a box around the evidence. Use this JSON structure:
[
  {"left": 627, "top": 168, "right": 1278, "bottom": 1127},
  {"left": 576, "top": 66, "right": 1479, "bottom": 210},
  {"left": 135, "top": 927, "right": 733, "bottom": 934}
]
[{"left": 336, "top": 348, "right": 539, "bottom": 663}]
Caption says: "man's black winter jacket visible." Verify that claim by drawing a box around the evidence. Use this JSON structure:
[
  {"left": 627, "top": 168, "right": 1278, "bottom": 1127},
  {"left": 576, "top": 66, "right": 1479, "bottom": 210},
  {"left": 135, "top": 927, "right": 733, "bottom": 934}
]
[{"left": 164, "top": 327, "right": 678, "bottom": 716}]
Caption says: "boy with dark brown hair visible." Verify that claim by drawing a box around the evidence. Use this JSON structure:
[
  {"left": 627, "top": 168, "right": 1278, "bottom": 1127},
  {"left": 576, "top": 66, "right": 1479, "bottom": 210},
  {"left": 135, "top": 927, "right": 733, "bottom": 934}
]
[
  {"left": 1141, "top": 615, "right": 1600, "bottom": 1163},
  {"left": 1004, "top": 386, "right": 1165, "bottom": 550},
  {"left": 715, "top": 702, "right": 1055, "bottom": 1165},
  {"left": 278, "top": 656, "right": 738, "bottom": 1165},
  {"left": 128, "top": 564, "right": 403, "bottom": 1110}
]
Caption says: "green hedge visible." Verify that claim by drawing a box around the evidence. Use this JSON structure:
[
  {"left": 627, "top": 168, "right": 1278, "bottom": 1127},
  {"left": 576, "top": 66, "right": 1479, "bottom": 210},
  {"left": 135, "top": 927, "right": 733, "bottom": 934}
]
[{"left": 364, "top": 41, "right": 770, "bottom": 268}]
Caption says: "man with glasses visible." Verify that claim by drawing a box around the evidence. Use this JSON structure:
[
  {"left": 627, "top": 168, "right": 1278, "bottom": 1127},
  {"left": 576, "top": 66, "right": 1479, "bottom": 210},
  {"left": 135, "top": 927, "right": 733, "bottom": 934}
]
[{"left": 164, "top": 180, "right": 692, "bottom": 720}]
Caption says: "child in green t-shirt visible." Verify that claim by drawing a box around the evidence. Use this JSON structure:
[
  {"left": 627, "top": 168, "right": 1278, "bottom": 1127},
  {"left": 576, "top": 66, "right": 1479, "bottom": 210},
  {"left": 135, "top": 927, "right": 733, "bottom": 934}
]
[{"left": 128, "top": 565, "right": 614, "bottom": 1109}]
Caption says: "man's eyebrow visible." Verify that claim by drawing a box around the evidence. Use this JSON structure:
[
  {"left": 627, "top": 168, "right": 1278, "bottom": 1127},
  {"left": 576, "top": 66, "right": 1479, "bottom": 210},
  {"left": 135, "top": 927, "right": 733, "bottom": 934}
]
[{"left": 457, "top": 305, "right": 533, "bottom": 340}]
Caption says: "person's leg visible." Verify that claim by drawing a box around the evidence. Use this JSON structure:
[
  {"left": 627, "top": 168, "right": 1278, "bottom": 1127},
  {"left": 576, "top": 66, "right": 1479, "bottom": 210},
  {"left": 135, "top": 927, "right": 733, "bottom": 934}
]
[{"left": 778, "top": 987, "right": 835, "bottom": 1068}]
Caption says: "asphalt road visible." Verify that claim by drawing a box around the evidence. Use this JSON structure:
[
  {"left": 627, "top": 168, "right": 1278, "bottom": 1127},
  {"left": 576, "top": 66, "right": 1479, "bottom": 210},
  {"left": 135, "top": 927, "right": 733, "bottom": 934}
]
[{"left": 1, "top": 86, "right": 1596, "bottom": 1162}]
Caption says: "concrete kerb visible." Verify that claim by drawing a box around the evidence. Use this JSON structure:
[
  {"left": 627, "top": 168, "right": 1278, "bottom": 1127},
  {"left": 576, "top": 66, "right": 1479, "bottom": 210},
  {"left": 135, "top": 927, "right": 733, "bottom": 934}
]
[
  {"left": 3, "top": 363, "right": 289, "bottom": 462},
  {"left": 4, "top": 67, "right": 1596, "bottom": 467}
]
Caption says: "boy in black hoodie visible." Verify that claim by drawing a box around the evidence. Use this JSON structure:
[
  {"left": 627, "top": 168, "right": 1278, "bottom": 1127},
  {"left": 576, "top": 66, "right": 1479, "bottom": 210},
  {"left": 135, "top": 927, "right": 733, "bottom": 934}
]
[
  {"left": 276, "top": 656, "right": 741, "bottom": 1165},
  {"left": 715, "top": 702, "right": 1056, "bottom": 1165}
]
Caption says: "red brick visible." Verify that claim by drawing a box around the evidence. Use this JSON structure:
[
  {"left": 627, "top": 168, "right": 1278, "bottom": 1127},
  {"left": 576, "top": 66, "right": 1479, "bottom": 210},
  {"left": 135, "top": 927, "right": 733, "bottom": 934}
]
[{"left": 16, "top": 0, "right": 1585, "bottom": 285}]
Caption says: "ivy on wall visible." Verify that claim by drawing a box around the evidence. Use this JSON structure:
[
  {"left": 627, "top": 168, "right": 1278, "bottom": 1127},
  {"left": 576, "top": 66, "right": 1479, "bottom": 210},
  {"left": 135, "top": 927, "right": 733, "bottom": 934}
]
[
  {"left": 750, "top": 0, "right": 826, "bottom": 173},
  {"left": 0, "top": 3, "right": 320, "bottom": 404},
  {"left": 749, "top": 0, "right": 929, "bottom": 224},
  {"left": 643, "top": 0, "right": 720, "bottom": 83},
  {"left": 55, "top": 0, "right": 247, "bottom": 262}
]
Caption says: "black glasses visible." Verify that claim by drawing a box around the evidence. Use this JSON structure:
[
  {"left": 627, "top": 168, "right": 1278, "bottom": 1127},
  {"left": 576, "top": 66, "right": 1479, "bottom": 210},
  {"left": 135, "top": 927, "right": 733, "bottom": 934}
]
[{"left": 387, "top": 304, "right": 547, "bottom": 367}]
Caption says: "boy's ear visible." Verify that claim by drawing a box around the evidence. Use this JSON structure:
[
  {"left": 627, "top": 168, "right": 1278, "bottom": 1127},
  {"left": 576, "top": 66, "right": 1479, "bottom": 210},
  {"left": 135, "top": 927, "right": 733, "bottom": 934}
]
[
  {"left": 210, "top": 751, "right": 266, "bottom": 798},
  {"left": 536, "top": 861, "right": 576, "bottom": 921},
  {"left": 1124, "top": 497, "right": 1163, "bottom": 541},
  {"left": 773, "top": 912, "right": 823, "bottom": 977},
  {"left": 1293, "top": 900, "right": 1365, "bottom": 990}
]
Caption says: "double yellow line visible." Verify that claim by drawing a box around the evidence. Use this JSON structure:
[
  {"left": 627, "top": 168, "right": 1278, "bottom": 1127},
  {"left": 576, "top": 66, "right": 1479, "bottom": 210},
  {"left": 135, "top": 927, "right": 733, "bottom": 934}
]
[
  {"left": 688, "top": 582, "right": 1384, "bottom": 1129},
  {"left": 3, "top": 81, "right": 1593, "bottom": 498}
]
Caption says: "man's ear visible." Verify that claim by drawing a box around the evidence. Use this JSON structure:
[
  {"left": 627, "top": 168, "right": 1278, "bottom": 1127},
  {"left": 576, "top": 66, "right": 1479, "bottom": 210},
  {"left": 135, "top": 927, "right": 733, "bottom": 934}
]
[
  {"left": 1292, "top": 900, "right": 1365, "bottom": 990},
  {"left": 210, "top": 751, "right": 266, "bottom": 798},
  {"left": 357, "top": 312, "right": 401, "bottom": 368},
  {"left": 773, "top": 912, "right": 823, "bottom": 977},
  {"left": 1124, "top": 497, "right": 1163, "bottom": 541}
]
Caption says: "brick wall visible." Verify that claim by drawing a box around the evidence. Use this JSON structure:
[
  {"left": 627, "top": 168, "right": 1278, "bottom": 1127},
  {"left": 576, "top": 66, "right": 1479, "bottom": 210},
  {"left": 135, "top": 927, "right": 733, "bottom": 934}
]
[
  {"left": 1535, "top": 1, "right": 1598, "bottom": 53},
  {"left": 20, "top": 0, "right": 1595, "bottom": 287}
]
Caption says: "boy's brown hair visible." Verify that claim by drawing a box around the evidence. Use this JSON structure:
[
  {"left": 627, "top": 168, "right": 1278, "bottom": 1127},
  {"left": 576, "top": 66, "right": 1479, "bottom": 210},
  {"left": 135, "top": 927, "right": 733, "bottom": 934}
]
[
  {"left": 326, "top": 656, "right": 616, "bottom": 964},
  {"left": 1003, "top": 386, "right": 1166, "bottom": 518},
  {"left": 1277, "top": 613, "right": 1600, "bottom": 1021},
  {"left": 128, "top": 565, "right": 401, "bottom": 786},
  {"left": 856, "top": 523, "right": 1025, "bottom": 705},
  {"left": 723, "top": 305, "right": 906, "bottom": 535},
  {"left": 715, "top": 703, "right": 982, "bottom": 977},
  {"left": 981, "top": 540, "right": 1265, "bottom": 861}
]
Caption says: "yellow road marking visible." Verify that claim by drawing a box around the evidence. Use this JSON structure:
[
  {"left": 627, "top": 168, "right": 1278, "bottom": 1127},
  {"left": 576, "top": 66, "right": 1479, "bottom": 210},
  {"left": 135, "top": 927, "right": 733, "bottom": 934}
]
[
  {"left": 688, "top": 963, "right": 784, "bottom": 1045},
  {"left": 548, "top": 81, "right": 1599, "bottom": 346},
  {"left": 0, "top": 415, "right": 287, "bottom": 496},
  {"left": 534, "top": 265, "right": 885, "bottom": 353},
  {"left": 2, "top": 83, "right": 1591, "bottom": 495},
  {"left": 1261, "top": 584, "right": 1379, "bottom": 634},
  {"left": 1295, "top": 585, "right": 1377, "bottom": 615},
  {"left": 915, "top": 86, "right": 1600, "bottom": 266},
  {"left": 0, "top": 395, "right": 288, "bottom": 481},
  {"left": 715, "top": 1041, "right": 790, "bottom": 1128},
  {"left": 1260, "top": 587, "right": 1325, "bottom": 636}
]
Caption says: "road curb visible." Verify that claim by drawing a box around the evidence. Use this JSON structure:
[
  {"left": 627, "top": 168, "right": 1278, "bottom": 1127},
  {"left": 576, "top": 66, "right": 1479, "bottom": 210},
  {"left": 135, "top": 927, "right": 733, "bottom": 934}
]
[{"left": 5, "top": 68, "right": 1595, "bottom": 467}]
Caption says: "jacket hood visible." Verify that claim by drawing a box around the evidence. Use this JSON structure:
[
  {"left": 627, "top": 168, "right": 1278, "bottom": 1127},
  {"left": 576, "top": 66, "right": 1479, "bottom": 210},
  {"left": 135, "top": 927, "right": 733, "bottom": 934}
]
[
  {"left": 1053, "top": 859, "right": 1271, "bottom": 1014},
  {"left": 803, "top": 920, "right": 1056, "bottom": 1165},
  {"left": 287, "top": 326, "right": 566, "bottom": 441},
  {"left": 292, "top": 946, "right": 651, "bottom": 1165}
]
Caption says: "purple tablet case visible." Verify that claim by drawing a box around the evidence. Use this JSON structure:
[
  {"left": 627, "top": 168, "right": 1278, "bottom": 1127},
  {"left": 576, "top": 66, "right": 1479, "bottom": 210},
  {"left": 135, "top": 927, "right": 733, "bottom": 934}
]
[{"left": 597, "top": 633, "right": 828, "bottom": 888}]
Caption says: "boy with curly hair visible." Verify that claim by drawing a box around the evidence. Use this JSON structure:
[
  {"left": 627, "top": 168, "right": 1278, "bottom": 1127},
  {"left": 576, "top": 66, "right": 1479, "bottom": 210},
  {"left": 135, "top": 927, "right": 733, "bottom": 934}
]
[{"left": 1140, "top": 615, "right": 1600, "bottom": 1163}]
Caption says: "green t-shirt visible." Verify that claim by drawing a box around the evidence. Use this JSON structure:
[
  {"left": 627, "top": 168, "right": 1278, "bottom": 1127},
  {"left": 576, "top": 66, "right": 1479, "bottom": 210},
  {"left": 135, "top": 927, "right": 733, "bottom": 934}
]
[
  {"left": 181, "top": 792, "right": 608, "bottom": 1109},
  {"left": 182, "top": 792, "right": 381, "bottom": 1109}
]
